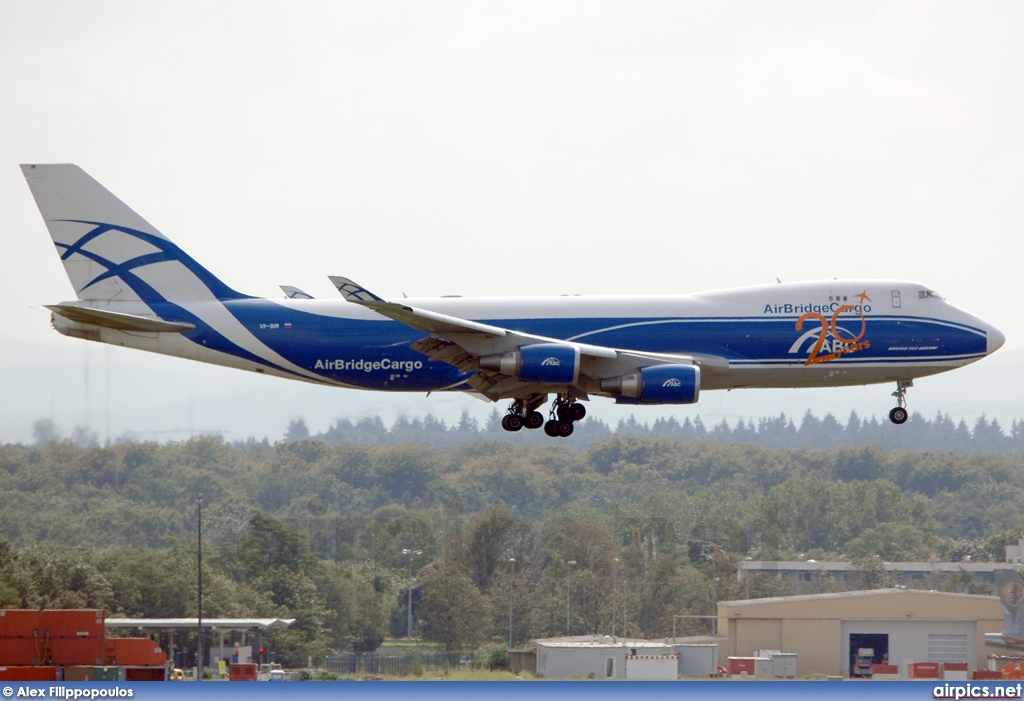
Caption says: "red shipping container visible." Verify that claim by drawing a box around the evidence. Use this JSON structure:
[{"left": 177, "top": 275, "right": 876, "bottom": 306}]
[
  {"left": 50, "top": 637, "right": 105, "bottom": 666},
  {"left": 0, "top": 610, "right": 42, "bottom": 639},
  {"left": 0, "top": 666, "right": 58, "bottom": 682},
  {"left": 124, "top": 667, "right": 166, "bottom": 682},
  {"left": 912, "top": 662, "right": 941, "bottom": 679},
  {"left": 40, "top": 610, "right": 104, "bottom": 639},
  {"left": 871, "top": 664, "right": 899, "bottom": 675},
  {"left": 229, "top": 663, "right": 258, "bottom": 681},
  {"left": 975, "top": 670, "right": 1004, "bottom": 680},
  {"left": 106, "top": 638, "right": 165, "bottom": 667},
  {"left": 728, "top": 657, "right": 756, "bottom": 675},
  {"left": 0, "top": 638, "right": 45, "bottom": 666}
]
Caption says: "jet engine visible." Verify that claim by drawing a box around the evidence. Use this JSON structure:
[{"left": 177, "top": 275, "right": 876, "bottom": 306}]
[
  {"left": 479, "top": 343, "right": 581, "bottom": 385},
  {"left": 601, "top": 364, "right": 700, "bottom": 404}
]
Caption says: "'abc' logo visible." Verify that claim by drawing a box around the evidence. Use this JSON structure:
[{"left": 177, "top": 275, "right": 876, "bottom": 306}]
[
  {"left": 541, "top": 357, "right": 561, "bottom": 366},
  {"left": 662, "top": 378, "right": 682, "bottom": 387}
]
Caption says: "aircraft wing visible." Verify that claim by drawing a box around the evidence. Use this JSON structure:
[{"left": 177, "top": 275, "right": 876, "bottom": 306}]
[{"left": 332, "top": 276, "right": 727, "bottom": 401}]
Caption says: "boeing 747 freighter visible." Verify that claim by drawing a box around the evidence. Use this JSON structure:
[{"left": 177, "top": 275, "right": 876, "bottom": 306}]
[{"left": 22, "top": 164, "right": 1005, "bottom": 437}]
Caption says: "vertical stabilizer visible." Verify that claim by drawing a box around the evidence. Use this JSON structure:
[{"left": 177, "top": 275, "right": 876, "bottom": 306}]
[
  {"left": 22, "top": 164, "right": 246, "bottom": 303},
  {"left": 988, "top": 570, "right": 1024, "bottom": 649}
]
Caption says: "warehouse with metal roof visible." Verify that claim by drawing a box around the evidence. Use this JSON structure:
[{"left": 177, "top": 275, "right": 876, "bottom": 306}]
[{"left": 716, "top": 588, "right": 1004, "bottom": 677}]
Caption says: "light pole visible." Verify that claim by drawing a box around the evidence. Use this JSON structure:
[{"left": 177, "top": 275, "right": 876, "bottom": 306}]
[
  {"left": 612, "top": 557, "right": 620, "bottom": 639},
  {"left": 508, "top": 558, "right": 515, "bottom": 649},
  {"left": 196, "top": 495, "right": 203, "bottom": 682},
  {"left": 565, "top": 560, "right": 576, "bottom": 636},
  {"left": 402, "top": 548, "right": 422, "bottom": 640},
  {"left": 712, "top": 577, "right": 720, "bottom": 635}
]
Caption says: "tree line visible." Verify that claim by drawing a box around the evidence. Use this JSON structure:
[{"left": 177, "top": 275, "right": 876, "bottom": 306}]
[
  {"left": 2, "top": 432, "right": 1024, "bottom": 665},
  {"left": 34, "top": 407, "right": 1024, "bottom": 454}
]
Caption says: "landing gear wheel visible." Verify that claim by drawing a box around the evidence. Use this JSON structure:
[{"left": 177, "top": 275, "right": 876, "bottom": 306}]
[
  {"left": 501, "top": 414, "right": 523, "bottom": 432},
  {"left": 889, "top": 380, "right": 912, "bottom": 426},
  {"left": 889, "top": 407, "right": 908, "bottom": 425},
  {"left": 557, "top": 421, "right": 574, "bottom": 437},
  {"left": 544, "top": 420, "right": 560, "bottom": 437},
  {"left": 569, "top": 403, "right": 586, "bottom": 421},
  {"left": 525, "top": 411, "right": 545, "bottom": 430}
]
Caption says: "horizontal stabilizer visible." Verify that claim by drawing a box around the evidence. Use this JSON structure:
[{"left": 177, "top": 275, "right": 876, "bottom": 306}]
[{"left": 45, "top": 304, "right": 196, "bottom": 333}]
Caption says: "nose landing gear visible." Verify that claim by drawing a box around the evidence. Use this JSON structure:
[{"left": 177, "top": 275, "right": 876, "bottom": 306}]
[{"left": 889, "top": 380, "right": 912, "bottom": 425}]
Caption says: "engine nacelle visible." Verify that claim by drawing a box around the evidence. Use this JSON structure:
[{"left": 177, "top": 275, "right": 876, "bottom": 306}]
[
  {"left": 479, "top": 343, "right": 580, "bottom": 384},
  {"left": 601, "top": 364, "right": 700, "bottom": 404}
]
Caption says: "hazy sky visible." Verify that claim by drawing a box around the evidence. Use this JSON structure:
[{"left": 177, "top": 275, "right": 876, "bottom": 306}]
[{"left": 2, "top": 2, "right": 1022, "bottom": 442}]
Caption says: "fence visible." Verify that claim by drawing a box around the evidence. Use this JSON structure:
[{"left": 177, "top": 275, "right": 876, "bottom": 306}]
[{"left": 324, "top": 651, "right": 473, "bottom": 677}]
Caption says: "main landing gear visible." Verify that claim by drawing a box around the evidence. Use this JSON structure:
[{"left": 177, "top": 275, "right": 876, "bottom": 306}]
[
  {"left": 500, "top": 394, "right": 546, "bottom": 433},
  {"left": 500, "top": 394, "right": 586, "bottom": 438},
  {"left": 543, "top": 396, "right": 586, "bottom": 438},
  {"left": 889, "top": 380, "right": 912, "bottom": 425}
]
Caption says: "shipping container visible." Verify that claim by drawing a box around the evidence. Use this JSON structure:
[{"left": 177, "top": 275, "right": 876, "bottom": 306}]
[
  {"left": 728, "top": 657, "right": 756, "bottom": 676},
  {"left": 0, "top": 666, "right": 58, "bottom": 682},
  {"left": 229, "top": 663, "right": 258, "bottom": 681},
  {"left": 974, "top": 670, "right": 1003, "bottom": 680},
  {"left": 0, "top": 638, "right": 44, "bottom": 666},
  {"left": 0, "top": 610, "right": 42, "bottom": 638},
  {"left": 771, "top": 653, "right": 797, "bottom": 678},
  {"left": 911, "top": 662, "right": 941, "bottom": 679},
  {"left": 124, "top": 667, "right": 166, "bottom": 682},
  {"left": 92, "top": 666, "right": 120, "bottom": 682},
  {"left": 944, "top": 662, "right": 969, "bottom": 681},
  {"left": 51, "top": 637, "right": 105, "bottom": 666},
  {"left": 105, "top": 638, "right": 165, "bottom": 667},
  {"left": 40, "top": 610, "right": 104, "bottom": 640},
  {"left": 62, "top": 666, "right": 94, "bottom": 682}
]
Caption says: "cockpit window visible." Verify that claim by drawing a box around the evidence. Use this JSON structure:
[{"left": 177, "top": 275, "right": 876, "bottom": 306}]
[{"left": 918, "top": 290, "right": 944, "bottom": 300}]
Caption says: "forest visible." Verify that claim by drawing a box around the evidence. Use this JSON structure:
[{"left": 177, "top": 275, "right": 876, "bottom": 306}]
[{"left": 3, "top": 409, "right": 1024, "bottom": 665}]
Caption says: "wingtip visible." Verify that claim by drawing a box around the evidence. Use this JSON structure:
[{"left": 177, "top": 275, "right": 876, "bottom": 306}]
[{"left": 329, "top": 275, "right": 383, "bottom": 303}]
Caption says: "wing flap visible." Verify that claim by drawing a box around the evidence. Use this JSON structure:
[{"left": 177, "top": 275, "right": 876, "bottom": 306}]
[{"left": 46, "top": 304, "right": 196, "bottom": 333}]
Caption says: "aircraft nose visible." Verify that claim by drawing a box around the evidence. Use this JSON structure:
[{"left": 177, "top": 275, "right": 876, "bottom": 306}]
[{"left": 988, "top": 324, "right": 1006, "bottom": 355}]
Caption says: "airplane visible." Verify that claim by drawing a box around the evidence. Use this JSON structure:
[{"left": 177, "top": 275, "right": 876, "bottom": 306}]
[
  {"left": 987, "top": 569, "right": 1024, "bottom": 651},
  {"left": 22, "top": 164, "right": 1005, "bottom": 438}
]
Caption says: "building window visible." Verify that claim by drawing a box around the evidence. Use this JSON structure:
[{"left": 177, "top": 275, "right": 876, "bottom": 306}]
[{"left": 606, "top": 657, "right": 615, "bottom": 678}]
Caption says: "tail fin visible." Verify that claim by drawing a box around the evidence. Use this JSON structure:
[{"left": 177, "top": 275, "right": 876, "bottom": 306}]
[
  {"left": 22, "top": 164, "right": 247, "bottom": 303},
  {"left": 997, "top": 569, "right": 1024, "bottom": 643}
]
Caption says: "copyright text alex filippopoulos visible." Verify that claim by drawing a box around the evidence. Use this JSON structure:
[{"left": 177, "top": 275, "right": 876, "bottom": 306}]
[{"left": 2, "top": 688, "right": 133, "bottom": 699}]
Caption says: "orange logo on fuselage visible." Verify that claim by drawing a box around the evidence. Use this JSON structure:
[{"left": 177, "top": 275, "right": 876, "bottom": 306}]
[{"left": 796, "top": 291, "right": 871, "bottom": 365}]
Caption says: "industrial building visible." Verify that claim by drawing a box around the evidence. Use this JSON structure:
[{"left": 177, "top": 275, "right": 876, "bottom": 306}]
[
  {"left": 527, "top": 636, "right": 717, "bottom": 679},
  {"left": 738, "top": 559, "right": 1017, "bottom": 594},
  {"left": 716, "top": 588, "right": 1004, "bottom": 677}
]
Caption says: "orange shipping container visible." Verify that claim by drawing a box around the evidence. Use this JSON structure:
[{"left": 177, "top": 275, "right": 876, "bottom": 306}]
[
  {"left": 106, "top": 638, "right": 165, "bottom": 667},
  {"left": 40, "top": 610, "right": 104, "bottom": 639},
  {"left": 0, "top": 610, "right": 42, "bottom": 638},
  {"left": 0, "top": 666, "right": 58, "bottom": 682},
  {"left": 0, "top": 638, "right": 44, "bottom": 666},
  {"left": 51, "top": 637, "right": 105, "bottom": 666}
]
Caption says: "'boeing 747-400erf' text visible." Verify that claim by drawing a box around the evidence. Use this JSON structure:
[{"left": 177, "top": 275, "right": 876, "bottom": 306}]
[{"left": 23, "top": 164, "right": 1005, "bottom": 437}]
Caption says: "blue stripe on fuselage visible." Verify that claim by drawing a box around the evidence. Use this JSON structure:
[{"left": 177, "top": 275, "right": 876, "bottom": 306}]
[{"left": 168, "top": 300, "right": 988, "bottom": 391}]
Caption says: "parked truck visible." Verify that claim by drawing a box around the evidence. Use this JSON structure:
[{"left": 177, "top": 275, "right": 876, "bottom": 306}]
[{"left": 853, "top": 648, "right": 875, "bottom": 678}]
